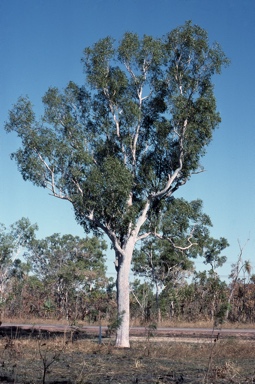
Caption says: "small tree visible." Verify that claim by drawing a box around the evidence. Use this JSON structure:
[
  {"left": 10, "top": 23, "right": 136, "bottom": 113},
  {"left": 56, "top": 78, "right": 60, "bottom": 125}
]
[
  {"left": 5, "top": 22, "right": 229, "bottom": 347},
  {"left": 0, "top": 218, "right": 37, "bottom": 313}
]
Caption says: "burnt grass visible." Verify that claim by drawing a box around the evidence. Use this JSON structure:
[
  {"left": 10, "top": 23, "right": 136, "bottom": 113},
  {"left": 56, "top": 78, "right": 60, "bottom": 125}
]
[{"left": 0, "top": 327, "right": 255, "bottom": 383}]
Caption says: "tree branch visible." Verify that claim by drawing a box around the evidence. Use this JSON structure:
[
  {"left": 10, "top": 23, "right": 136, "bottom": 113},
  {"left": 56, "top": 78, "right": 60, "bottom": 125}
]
[
  {"left": 154, "top": 227, "right": 198, "bottom": 251},
  {"left": 87, "top": 211, "right": 125, "bottom": 258},
  {"left": 151, "top": 119, "right": 187, "bottom": 199}
]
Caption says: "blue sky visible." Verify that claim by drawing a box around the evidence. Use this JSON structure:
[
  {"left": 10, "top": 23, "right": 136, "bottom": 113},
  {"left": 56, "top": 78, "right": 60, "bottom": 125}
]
[{"left": 1, "top": 0, "right": 255, "bottom": 280}]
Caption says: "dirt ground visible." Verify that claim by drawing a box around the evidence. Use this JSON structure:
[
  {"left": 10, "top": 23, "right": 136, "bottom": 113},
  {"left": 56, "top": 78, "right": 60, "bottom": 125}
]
[{"left": 0, "top": 329, "right": 254, "bottom": 383}]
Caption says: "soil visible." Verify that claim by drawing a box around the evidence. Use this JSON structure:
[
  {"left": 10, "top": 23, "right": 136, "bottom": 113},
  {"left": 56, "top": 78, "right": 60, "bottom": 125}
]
[{"left": 0, "top": 327, "right": 254, "bottom": 383}]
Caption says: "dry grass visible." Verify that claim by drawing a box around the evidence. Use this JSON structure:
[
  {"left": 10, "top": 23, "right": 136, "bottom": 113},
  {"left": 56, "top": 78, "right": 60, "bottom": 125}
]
[
  {"left": 1, "top": 317, "right": 73, "bottom": 326},
  {"left": 0, "top": 331, "right": 254, "bottom": 383},
  {"left": 139, "top": 318, "right": 255, "bottom": 330}
]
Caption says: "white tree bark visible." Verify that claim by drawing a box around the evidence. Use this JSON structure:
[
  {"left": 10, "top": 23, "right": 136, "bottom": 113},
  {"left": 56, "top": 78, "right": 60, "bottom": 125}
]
[
  {"left": 115, "top": 237, "right": 136, "bottom": 348},
  {"left": 115, "top": 253, "right": 132, "bottom": 347}
]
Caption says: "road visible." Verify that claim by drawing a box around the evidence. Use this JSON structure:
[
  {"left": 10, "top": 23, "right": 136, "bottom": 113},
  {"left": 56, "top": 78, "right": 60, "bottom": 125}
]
[{"left": 0, "top": 323, "right": 255, "bottom": 338}]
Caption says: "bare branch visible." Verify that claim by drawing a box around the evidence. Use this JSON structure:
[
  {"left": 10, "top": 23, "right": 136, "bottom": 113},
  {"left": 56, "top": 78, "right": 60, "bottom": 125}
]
[
  {"left": 154, "top": 228, "right": 198, "bottom": 251},
  {"left": 87, "top": 210, "right": 125, "bottom": 258},
  {"left": 133, "top": 201, "right": 150, "bottom": 239},
  {"left": 108, "top": 100, "right": 120, "bottom": 137}
]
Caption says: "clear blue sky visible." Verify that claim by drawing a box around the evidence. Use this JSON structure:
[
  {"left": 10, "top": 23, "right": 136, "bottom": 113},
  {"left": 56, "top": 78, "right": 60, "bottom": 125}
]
[{"left": 1, "top": 0, "right": 255, "bottom": 280}]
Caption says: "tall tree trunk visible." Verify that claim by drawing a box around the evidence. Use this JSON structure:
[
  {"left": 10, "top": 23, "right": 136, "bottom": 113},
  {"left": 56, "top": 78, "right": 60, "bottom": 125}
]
[
  {"left": 115, "top": 244, "right": 133, "bottom": 348},
  {"left": 114, "top": 202, "right": 148, "bottom": 347}
]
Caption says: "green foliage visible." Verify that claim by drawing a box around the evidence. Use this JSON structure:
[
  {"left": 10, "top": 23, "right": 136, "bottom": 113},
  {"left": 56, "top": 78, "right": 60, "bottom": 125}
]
[
  {"left": 2, "top": 232, "right": 109, "bottom": 320},
  {"left": 214, "top": 302, "right": 230, "bottom": 326},
  {"left": 133, "top": 198, "right": 228, "bottom": 293},
  {"left": 1, "top": 230, "right": 110, "bottom": 321},
  {"left": 43, "top": 299, "right": 55, "bottom": 314},
  {"left": 0, "top": 218, "right": 37, "bottom": 304},
  {"left": 0, "top": 218, "right": 38, "bottom": 260},
  {"left": 5, "top": 22, "right": 229, "bottom": 245},
  {"left": 25, "top": 233, "right": 107, "bottom": 292},
  {"left": 133, "top": 237, "right": 193, "bottom": 287},
  {"left": 203, "top": 237, "right": 229, "bottom": 270}
]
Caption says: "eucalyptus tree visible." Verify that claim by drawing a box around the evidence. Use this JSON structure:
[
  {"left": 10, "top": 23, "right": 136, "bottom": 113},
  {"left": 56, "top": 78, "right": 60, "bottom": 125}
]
[{"left": 5, "top": 22, "right": 229, "bottom": 347}]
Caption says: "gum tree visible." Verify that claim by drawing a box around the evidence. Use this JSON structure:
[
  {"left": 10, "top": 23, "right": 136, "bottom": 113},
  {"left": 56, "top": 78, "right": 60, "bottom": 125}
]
[{"left": 5, "top": 22, "right": 229, "bottom": 347}]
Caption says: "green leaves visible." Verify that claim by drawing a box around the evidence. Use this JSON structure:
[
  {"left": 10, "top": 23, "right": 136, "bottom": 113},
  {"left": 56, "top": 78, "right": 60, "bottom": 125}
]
[
  {"left": 161, "top": 198, "right": 211, "bottom": 236},
  {"left": 5, "top": 96, "right": 35, "bottom": 135},
  {"left": 118, "top": 32, "right": 140, "bottom": 65},
  {"left": 5, "top": 21, "right": 229, "bottom": 246},
  {"left": 75, "top": 156, "right": 134, "bottom": 235},
  {"left": 132, "top": 197, "right": 226, "bottom": 291},
  {"left": 83, "top": 36, "right": 115, "bottom": 89},
  {"left": 0, "top": 218, "right": 37, "bottom": 302},
  {"left": 118, "top": 32, "right": 163, "bottom": 75},
  {"left": 203, "top": 237, "right": 229, "bottom": 270},
  {"left": 164, "top": 21, "right": 229, "bottom": 88},
  {"left": 26, "top": 233, "right": 107, "bottom": 286}
]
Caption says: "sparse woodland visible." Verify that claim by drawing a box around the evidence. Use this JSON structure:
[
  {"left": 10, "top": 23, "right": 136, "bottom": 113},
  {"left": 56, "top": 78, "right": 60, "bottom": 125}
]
[
  {"left": 0, "top": 220, "right": 254, "bottom": 383},
  {"left": 0, "top": 219, "right": 254, "bottom": 326}
]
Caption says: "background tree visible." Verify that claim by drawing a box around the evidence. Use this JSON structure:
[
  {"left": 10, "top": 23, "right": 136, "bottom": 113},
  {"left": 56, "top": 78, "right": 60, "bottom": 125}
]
[
  {"left": 0, "top": 218, "right": 37, "bottom": 315},
  {"left": 130, "top": 279, "right": 154, "bottom": 323},
  {"left": 133, "top": 239, "right": 190, "bottom": 323},
  {"left": 132, "top": 198, "right": 213, "bottom": 322},
  {"left": 133, "top": 199, "right": 229, "bottom": 323},
  {"left": 5, "top": 22, "right": 229, "bottom": 347},
  {"left": 24, "top": 233, "right": 107, "bottom": 321},
  {"left": 226, "top": 240, "right": 251, "bottom": 321}
]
